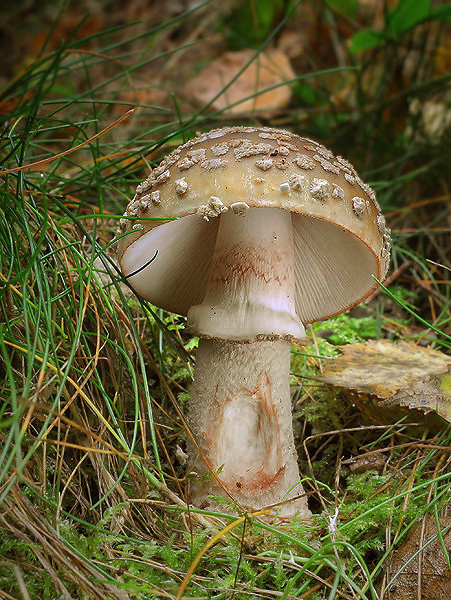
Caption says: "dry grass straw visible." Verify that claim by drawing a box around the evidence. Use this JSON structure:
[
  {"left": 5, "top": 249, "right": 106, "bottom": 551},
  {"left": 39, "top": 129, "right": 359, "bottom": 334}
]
[{"left": 0, "top": 484, "right": 129, "bottom": 600}]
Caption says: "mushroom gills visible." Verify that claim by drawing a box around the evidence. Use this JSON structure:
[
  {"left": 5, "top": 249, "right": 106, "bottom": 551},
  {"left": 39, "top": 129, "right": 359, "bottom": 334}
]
[{"left": 120, "top": 215, "right": 218, "bottom": 315}]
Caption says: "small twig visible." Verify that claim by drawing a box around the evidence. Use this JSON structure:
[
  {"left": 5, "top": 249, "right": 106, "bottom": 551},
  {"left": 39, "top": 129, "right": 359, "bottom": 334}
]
[{"left": 427, "top": 258, "right": 451, "bottom": 272}]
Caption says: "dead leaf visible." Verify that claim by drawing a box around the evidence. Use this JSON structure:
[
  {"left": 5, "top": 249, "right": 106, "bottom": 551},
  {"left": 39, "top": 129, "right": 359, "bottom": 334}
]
[
  {"left": 319, "top": 340, "right": 449, "bottom": 397},
  {"left": 348, "top": 452, "right": 387, "bottom": 473},
  {"left": 184, "top": 48, "right": 295, "bottom": 115},
  {"left": 381, "top": 372, "right": 451, "bottom": 422},
  {"left": 384, "top": 516, "right": 451, "bottom": 600},
  {"left": 0, "top": 90, "right": 34, "bottom": 116},
  {"left": 318, "top": 340, "right": 451, "bottom": 420}
]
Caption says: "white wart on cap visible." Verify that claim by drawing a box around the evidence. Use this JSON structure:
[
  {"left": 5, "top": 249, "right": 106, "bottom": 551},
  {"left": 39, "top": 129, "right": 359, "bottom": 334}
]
[{"left": 118, "top": 126, "right": 391, "bottom": 330}]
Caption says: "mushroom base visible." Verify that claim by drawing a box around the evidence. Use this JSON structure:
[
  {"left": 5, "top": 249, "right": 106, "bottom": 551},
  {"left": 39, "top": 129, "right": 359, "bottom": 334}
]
[{"left": 188, "top": 338, "right": 311, "bottom": 520}]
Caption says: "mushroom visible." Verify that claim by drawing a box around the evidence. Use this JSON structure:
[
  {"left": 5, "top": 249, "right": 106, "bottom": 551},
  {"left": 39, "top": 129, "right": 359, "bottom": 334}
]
[{"left": 118, "top": 126, "right": 391, "bottom": 519}]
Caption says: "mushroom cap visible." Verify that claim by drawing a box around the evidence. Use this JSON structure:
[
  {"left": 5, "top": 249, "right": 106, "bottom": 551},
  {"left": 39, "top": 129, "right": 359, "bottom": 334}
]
[{"left": 118, "top": 126, "right": 391, "bottom": 324}]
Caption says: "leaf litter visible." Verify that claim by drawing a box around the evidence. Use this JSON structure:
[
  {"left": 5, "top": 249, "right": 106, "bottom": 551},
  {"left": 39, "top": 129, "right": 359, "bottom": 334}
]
[{"left": 317, "top": 340, "right": 451, "bottom": 421}]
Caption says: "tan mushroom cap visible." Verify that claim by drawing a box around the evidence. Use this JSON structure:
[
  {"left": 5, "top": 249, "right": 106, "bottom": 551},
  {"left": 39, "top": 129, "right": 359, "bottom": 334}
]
[{"left": 118, "top": 126, "right": 391, "bottom": 325}]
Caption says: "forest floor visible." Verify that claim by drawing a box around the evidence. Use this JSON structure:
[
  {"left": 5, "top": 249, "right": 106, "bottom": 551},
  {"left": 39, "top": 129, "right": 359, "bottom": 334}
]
[{"left": 1, "top": 1, "right": 450, "bottom": 599}]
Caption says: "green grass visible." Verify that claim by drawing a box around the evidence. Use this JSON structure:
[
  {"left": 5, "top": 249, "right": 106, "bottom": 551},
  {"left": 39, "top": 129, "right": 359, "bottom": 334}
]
[{"left": 1, "top": 1, "right": 450, "bottom": 598}]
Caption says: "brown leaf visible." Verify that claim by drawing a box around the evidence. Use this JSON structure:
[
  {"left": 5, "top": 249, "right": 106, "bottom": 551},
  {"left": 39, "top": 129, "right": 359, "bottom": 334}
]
[
  {"left": 382, "top": 371, "right": 451, "bottom": 422},
  {"left": 319, "top": 340, "right": 449, "bottom": 397},
  {"left": 318, "top": 340, "right": 451, "bottom": 420},
  {"left": 0, "top": 90, "right": 34, "bottom": 116},
  {"left": 384, "top": 516, "right": 451, "bottom": 600},
  {"left": 184, "top": 48, "right": 295, "bottom": 115}
]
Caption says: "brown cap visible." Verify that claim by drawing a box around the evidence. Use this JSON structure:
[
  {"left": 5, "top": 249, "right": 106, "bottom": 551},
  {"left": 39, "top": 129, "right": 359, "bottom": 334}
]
[{"left": 118, "top": 126, "right": 390, "bottom": 325}]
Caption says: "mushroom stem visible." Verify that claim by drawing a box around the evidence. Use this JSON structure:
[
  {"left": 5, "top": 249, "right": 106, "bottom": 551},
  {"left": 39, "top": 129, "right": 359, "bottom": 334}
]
[
  {"left": 188, "top": 208, "right": 306, "bottom": 342},
  {"left": 188, "top": 338, "right": 310, "bottom": 518},
  {"left": 187, "top": 208, "right": 310, "bottom": 517}
]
